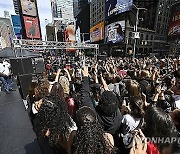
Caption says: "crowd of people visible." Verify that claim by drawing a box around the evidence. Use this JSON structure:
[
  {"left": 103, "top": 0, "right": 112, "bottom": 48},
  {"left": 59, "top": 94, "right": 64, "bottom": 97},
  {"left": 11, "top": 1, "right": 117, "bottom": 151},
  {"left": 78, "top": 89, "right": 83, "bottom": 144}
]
[{"left": 1, "top": 54, "right": 180, "bottom": 154}]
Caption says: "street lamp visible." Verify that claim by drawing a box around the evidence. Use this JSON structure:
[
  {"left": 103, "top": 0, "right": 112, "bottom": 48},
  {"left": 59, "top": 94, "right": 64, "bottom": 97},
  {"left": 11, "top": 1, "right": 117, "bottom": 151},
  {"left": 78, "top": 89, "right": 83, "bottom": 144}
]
[{"left": 133, "top": 4, "right": 147, "bottom": 58}]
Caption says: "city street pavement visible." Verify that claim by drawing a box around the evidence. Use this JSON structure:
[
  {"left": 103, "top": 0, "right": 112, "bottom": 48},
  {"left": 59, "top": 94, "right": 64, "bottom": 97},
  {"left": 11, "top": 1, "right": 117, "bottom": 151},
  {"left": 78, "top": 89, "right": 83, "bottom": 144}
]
[{"left": 0, "top": 88, "right": 42, "bottom": 154}]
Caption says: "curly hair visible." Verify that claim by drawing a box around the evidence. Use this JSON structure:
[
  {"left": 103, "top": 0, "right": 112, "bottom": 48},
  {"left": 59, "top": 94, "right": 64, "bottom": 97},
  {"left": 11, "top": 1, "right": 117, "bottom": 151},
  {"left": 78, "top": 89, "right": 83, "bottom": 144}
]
[
  {"left": 38, "top": 96, "right": 73, "bottom": 146},
  {"left": 73, "top": 106, "right": 116, "bottom": 154},
  {"left": 98, "top": 91, "right": 118, "bottom": 115}
]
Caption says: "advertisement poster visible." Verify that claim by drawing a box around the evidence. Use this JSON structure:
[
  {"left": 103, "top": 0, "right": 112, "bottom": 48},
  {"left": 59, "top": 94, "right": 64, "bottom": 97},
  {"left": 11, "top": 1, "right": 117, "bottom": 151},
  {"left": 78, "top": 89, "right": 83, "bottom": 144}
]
[
  {"left": 23, "top": 16, "right": 41, "bottom": 39},
  {"left": 105, "top": 0, "right": 133, "bottom": 19},
  {"left": 105, "top": 21, "right": 125, "bottom": 44},
  {"left": 65, "top": 25, "right": 76, "bottom": 52},
  {"left": 168, "top": 2, "right": 180, "bottom": 41},
  {"left": 90, "top": 22, "right": 104, "bottom": 42},
  {"left": 11, "top": 15, "right": 22, "bottom": 39},
  {"left": 20, "top": 0, "right": 37, "bottom": 16}
]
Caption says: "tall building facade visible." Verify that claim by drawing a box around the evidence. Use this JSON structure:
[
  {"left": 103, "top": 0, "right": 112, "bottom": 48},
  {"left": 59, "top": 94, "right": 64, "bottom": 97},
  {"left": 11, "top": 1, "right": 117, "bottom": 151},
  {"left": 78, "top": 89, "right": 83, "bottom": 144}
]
[
  {"left": 73, "top": 0, "right": 79, "bottom": 17},
  {"left": 135, "top": 0, "right": 177, "bottom": 55},
  {"left": 0, "top": 17, "right": 14, "bottom": 48},
  {"left": 78, "top": 0, "right": 89, "bottom": 9},
  {"left": 51, "top": 0, "right": 62, "bottom": 19},
  {"left": 57, "top": 0, "right": 74, "bottom": 23},
  {"left": 90, "top": 0, "right": 105, "bottom": 28},
  {"left": 13, "top": 0, "right": 20, "bottom": 15}
]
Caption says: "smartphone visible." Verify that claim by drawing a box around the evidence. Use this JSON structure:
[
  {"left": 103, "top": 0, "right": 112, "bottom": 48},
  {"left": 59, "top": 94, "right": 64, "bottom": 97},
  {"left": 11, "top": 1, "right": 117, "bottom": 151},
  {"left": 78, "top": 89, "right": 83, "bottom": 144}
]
[
  {"left": 76, "top": 69, "right": 82, "bottom": 78},
  {"left": 124, "top": 97, "right": 129, "bottom": 106}
]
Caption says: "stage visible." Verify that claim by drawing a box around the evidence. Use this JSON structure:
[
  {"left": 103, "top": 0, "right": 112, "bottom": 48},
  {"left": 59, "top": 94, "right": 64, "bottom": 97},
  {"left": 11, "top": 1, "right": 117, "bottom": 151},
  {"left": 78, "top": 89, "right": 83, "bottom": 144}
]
[{"left": 0, "top": 89, "right": 42, "bottom": 154}]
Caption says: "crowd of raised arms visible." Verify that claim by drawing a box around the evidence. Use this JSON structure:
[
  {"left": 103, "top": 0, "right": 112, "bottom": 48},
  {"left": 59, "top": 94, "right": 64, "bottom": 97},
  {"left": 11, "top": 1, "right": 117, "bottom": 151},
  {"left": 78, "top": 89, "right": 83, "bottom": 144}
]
[{"left": 26, "top": 55, "right": 180, "bottom": 154}]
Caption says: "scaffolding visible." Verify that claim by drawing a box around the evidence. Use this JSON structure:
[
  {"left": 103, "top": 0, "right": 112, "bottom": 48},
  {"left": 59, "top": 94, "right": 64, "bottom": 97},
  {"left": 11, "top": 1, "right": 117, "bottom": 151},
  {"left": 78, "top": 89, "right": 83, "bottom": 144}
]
[{"left": 12, "top": 39, "right": 99, "bottom": 58}]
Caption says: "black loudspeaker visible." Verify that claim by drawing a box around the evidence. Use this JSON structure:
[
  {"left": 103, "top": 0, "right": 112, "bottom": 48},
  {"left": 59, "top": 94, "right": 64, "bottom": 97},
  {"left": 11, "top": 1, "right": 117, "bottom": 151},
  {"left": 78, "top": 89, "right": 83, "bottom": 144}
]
[
  {"left": 34, "top": 58, "right": 45, "bottom": 74},
  {"left": 10, "top": 58, "right": 34, "bottom": 75},
  {"left": 97, "top": 55, "right": 107, "bottom": 61},
  {"left": 17, "top": 75, "right": 32, "bottom": 99}
]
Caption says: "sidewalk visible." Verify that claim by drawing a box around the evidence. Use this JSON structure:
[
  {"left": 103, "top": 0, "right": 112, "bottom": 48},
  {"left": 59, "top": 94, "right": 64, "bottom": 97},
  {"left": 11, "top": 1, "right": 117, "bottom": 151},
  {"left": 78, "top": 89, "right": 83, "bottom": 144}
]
[{"left": 0, "top": 89, "right": 42, "bottom": 154}]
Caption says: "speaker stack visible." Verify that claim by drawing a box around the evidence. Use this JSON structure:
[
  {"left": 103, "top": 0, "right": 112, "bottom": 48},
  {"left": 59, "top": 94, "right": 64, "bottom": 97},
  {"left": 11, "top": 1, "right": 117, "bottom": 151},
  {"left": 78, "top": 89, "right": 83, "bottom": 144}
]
[{"left": 10, "top": 58, "right": 34, "bottom": 99}]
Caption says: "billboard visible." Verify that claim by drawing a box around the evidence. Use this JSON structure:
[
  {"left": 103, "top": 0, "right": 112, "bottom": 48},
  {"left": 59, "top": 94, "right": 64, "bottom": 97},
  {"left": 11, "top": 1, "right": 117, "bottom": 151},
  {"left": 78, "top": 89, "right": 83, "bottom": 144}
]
[
  {"left": 65, "top": 25, "right": 76, "bottom": 52},
  {"left": 105, "top": 21, "right": 125, "bottom": 44},
  {"left": 90, "top": 22, "right": 104, "bottom": 42},
  {"left": 20, "top": 0, "right": 37, "bottom": 16},
  {"left": 105, "top": 0, "right": 133, "bottom": 19},
  {"left": 11, "top": 15, "right": 22, "bottom": 39},
  {"left": 168, "top": 2, "right": 180, "bottom": 41},
  {"left": 23, "top": 16, "right": 41, "bottom": 39}
]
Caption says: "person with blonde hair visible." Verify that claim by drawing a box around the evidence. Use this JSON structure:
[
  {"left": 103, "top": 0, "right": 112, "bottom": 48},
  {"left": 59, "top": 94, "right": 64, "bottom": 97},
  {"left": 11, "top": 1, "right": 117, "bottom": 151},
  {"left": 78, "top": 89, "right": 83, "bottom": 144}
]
[{"left": 59, "top": 76, "right": 70, "bottom": 98}]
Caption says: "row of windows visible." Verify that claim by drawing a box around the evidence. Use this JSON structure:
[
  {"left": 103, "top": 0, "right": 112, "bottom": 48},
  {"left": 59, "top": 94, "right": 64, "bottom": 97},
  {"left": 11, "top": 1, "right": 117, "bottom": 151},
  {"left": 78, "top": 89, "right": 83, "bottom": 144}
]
[
  {"left": 157, "top": 16, "right": 169, "bottom": 23},
  {"left": 127, "top": 39, "right": 153, "bottom": 46},
  {"left": 156, "top": 28, "right": 168, "bottom": 35},
  {"left": 156, "top": 23, "right": 168, "bottom": 30}
]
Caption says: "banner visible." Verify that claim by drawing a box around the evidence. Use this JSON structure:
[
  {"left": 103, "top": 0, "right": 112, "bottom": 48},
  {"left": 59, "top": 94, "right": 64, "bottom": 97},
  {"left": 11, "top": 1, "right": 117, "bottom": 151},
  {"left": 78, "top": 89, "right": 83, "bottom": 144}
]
[
  {"left": 105, "top": 21, "right": 125, "bottom": 44},
  {"left": 90, "top": 22, "right": 104, "bottom": 42},
  {"left": 105, "top": 0, "right": 133, "bottom": 19},
  {"left": 76, "top": 26, "right": 81, "bottom": 43},
  {"left": 20, "top": 0, "right": 37, "bottom": 16},
  {"left": 65, "top": 25, "right": 76, "bottom": 52},
  {"left": 23, "top": 16, "right": 41, "bottom": 39},
  {"left": 11, "top": 15, "right": 22, "bottom": 39},
  {"left": 168, "top": 2, "right": 180, "bottom": 41}
]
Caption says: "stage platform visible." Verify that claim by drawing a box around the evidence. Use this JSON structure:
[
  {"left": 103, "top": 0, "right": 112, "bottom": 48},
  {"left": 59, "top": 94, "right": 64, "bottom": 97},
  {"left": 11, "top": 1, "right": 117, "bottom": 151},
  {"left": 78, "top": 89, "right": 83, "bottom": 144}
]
[{"left": 0, "top": 89, "right": 42, "bottom": 154}]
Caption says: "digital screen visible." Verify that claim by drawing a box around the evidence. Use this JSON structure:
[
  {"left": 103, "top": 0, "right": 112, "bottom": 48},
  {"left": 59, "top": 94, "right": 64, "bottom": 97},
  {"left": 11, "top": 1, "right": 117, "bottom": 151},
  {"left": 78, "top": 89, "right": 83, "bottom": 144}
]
[
  {"left": 90, "top": 22, "right": 104, "bottom": 42},
  {"left": 65, "top": 25, "right": 76, "bottom": 52},
  {"left": 105, "top": 0, "right": 133, "bottom": 19},
  {"left": 11, "top": 15, "right": 22, "bottom": 39},
  {"left": 23, "top": 16, "right": 41, "bottom": 39},
  {"left": 168, "top": 2, "right": 180, "bottom": 41},
  {"left": 20, "top": 0, "right": 37, "bottom": 16},
  {"left": 105, "top": 21, "right": 125, "bottom": 44}
]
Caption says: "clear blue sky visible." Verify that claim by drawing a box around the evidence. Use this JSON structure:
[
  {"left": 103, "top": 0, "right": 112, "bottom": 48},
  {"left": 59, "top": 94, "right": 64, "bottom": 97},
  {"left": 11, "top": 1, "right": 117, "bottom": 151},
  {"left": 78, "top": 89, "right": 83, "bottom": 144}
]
[{"left": 0, "top": 0, "right": 52, "bottom": 40}]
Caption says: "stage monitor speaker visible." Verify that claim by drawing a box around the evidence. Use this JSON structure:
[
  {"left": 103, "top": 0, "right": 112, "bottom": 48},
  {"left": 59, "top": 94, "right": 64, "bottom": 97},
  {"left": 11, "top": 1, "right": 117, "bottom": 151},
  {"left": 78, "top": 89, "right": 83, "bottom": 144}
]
[
  {"left": 97, "top": 55, "right": 107, "bottom": 61},
  {"left": 34, "top": 58, "right": 45, "bottom": 74},
  {"left": 10, "top": 58, "right": 34, "bottom": 75},
  {"left": 17, "top": 74, "right": 32, "bottom": 100}
]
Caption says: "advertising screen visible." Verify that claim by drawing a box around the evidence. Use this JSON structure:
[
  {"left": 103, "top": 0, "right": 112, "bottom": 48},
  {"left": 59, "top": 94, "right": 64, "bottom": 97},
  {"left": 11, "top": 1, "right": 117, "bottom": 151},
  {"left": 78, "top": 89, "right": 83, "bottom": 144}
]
[
  {"left": 168, "top": 2, "right": 180, "bottom": 41},
  {"left": 23, "top": 16, "right": 41, "bottom": 39},
  {"left": 105, "top": 21, "right": 125, "bottom": 44},
  {"left": 11, "top": 15, "right": 22, "bottom": 39},
  {"left": 20, "top": 0, "right": 37, "bottom": 16},
  {"left": 90, "top": 22, "right": 104, "bottom": 42},
  {"left": 65, "top": 25, "right": 76, "bottom": 52},
  {"left": 105, "top": 0, "right": 133, "bottom": 19}
]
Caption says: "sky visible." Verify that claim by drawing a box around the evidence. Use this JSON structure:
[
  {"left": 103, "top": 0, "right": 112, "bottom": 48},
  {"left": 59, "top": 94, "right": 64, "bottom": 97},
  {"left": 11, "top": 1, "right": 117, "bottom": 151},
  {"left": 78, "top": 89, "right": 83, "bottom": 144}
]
[{"left": 0, "top": 0, "right": 52, "bottom": 40}]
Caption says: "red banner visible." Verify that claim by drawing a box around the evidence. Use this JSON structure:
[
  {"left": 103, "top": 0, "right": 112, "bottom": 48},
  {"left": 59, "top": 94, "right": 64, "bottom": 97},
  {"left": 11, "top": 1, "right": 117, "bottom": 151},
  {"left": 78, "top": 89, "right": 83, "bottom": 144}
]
[
  {"left": 65, "top": 25, "right": 76, "bottom": 52},
  {"left": 23, "top": 16, "right": 41, "bottom": 39}
]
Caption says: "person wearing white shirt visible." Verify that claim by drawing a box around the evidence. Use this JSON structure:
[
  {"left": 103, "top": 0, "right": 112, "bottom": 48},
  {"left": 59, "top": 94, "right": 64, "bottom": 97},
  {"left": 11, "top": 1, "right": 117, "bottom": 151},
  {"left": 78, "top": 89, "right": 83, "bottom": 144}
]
[{"left": 0, "top": 59, "right": 14, "bottom": 94}]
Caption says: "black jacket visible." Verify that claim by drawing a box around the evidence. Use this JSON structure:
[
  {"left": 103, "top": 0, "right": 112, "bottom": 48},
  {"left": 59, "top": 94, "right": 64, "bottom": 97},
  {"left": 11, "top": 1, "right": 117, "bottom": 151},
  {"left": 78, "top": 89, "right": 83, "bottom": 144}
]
[{"left": 79, "top": 77, "right": 123, "bottom": 135}]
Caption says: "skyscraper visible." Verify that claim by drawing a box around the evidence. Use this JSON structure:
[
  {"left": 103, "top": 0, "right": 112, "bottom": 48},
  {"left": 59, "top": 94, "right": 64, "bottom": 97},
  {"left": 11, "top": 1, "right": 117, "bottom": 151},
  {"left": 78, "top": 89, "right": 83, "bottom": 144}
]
[
  {"left": 0, "top": 17, "right": 14, "bottom": 48},
  {"left": 51, "top": 0, "right": 62, "bottom": 19},
  {"left": 56, "top": 0, "right": 74, "bottom": 23},
  {"left": 13, "top": 0, "right": 19, "bottom": 15},
  {"left": 90, "top": 0, "right": 105, "bottom": 28}
]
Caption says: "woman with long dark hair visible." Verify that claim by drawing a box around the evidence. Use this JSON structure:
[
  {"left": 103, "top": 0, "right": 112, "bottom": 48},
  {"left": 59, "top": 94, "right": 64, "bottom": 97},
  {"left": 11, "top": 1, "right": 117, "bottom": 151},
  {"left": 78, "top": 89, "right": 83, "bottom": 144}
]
[
  {"left": 38, "top": 96, "right": 75, "bottom": 154},
  {"left": 67, "top": 106, "right": 116, "bottom": 154}
]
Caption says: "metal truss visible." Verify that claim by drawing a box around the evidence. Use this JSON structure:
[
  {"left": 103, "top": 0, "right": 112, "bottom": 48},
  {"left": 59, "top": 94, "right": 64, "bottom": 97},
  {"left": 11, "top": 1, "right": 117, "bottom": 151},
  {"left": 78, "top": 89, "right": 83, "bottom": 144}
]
[{"left": 13, "top": 39, "right": 99, "bottom": 50}]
